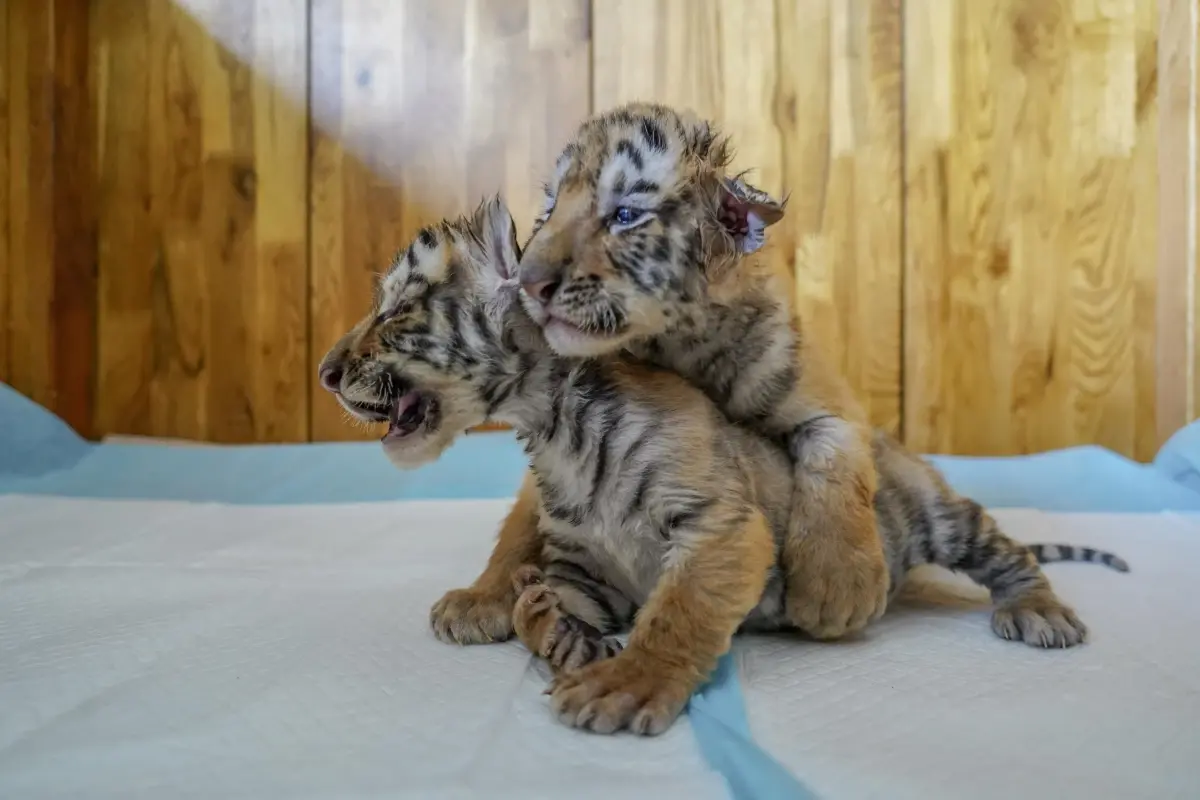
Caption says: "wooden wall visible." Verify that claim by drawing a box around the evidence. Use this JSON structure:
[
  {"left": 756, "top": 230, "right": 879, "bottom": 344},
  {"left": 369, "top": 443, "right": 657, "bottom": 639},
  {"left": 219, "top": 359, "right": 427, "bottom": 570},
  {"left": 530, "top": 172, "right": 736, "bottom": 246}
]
[{"left": 1, "top": 0, "right": 1196, "bottom": 459}]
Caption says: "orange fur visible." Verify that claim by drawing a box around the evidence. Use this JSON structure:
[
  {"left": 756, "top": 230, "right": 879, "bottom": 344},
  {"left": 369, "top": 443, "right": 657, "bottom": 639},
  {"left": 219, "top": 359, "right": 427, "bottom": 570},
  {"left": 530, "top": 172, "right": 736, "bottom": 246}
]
[
  {"left": 547, "top": 506, "right": 776, "bottom": 735},
  {"left": 429, "top": 471, "right": 544, "bottom": 644}
]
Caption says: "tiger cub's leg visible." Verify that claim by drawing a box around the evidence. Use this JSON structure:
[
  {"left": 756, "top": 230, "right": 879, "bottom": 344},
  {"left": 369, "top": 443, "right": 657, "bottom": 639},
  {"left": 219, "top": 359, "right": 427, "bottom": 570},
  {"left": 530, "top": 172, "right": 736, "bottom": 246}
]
[
  {"left": 430, "top": 470, "right": 544, "bottom": 644},
  {"left": 549, "top": 504, "right": 776, "bottom": 736},
  {"left": 783, "top": 416, "right": 891, "bottom": 639},
  {"left": 929, "top": 499, "right": 1088, "bottom": 648},
  {"left": 511, "top": 565, "right": 626, "bottom": 674}
]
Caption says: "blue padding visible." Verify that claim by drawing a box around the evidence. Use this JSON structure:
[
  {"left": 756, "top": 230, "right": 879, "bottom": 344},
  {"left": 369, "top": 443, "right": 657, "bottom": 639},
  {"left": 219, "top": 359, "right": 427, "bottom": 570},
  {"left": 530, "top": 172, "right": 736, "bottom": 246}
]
[
  {"left": 0, "top": 384, "right": 92, "bottom": 478},
  {"left": 1, "top": 435, "right": 529, "bottom": 503},
  {"left": 927, "top": 446, "right": 1200, "bottom": 513},
  {"left": 1154, "top": 419, "right": 1200, "bottom": 497},
  {"left": 690, "top": 654, "right": 817, "bottom": 800}
]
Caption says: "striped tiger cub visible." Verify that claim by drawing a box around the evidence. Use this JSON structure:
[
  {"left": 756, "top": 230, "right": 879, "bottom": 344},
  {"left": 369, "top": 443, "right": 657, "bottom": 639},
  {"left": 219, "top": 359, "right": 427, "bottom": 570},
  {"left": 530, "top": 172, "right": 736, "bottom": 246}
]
[{"left": 317, "top": 198, "right": 1125, "bottom": 736}]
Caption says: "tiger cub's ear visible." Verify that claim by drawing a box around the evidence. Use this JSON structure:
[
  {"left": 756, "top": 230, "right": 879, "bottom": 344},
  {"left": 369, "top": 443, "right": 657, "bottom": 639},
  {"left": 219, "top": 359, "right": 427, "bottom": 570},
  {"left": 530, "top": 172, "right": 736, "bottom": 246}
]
[
  {"left": 469, "top": 194, "right": 521, "bottom": 281},
  {"left": 717, "top": 174, "right": 786, "bottom": 255}
]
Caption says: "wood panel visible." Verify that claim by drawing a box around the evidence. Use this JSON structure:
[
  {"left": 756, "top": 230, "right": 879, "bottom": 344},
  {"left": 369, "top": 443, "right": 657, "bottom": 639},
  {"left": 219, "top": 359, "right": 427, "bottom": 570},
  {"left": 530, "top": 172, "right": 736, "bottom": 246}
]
[
  {"left": 1, "top": 0, "right": 1193, "bottom": 455},
  {"left": 1194, "top": 0, "right": 1200, "bottom": 426},
  {"left": 1158, "top": 0, "right": 1195, "bottom": 442},
  {"left": 309, "top": 0, "right": 591, "bottom": 440},
  {"left": 0, "top": 3, "right": 8, "bottom": 390},
  {"left": 2, "top": 0, "right": 96, "bottom": 436},
  {"left": 93, "top": 0, "right": 309, "bottom": 442},
  {"left": 592, "top": 0, "right": 904, "bottom": 435},
  {"left": 904, "top": 0, "right": 1162, "bottom": 459}
]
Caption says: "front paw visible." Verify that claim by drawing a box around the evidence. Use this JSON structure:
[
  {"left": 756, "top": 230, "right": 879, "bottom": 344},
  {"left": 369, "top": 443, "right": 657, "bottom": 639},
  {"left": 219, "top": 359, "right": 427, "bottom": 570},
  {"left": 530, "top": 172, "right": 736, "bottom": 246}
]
[
  {"left": 429, "top": 585, "right": 516, "bottom": 645},
  {"left": 787, "top": 537, "right": 890, "bottom": 639},
  {"left": 514, "top": 581, "right": 622, "bottom": 672},
  {"left": 548, "top": 652, "right": 692, "bottom": 736}
]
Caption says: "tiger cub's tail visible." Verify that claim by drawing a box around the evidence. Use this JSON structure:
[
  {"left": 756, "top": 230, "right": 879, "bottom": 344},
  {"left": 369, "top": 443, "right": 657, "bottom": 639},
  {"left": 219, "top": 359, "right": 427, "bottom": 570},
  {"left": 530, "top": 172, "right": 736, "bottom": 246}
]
[{"left": 1027, "top": 543, "right": 1130, "bottom": 573}]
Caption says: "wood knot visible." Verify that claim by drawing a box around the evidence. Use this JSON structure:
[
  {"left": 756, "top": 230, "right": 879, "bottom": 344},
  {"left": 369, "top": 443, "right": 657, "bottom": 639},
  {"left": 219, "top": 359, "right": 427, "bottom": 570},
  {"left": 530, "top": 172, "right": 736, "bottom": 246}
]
[
  {"left": 232, "top": 166, "right": 257, "bottom": 201},
  {"left": 988, "top": 245, "right": 1011, "bottom": 278}
]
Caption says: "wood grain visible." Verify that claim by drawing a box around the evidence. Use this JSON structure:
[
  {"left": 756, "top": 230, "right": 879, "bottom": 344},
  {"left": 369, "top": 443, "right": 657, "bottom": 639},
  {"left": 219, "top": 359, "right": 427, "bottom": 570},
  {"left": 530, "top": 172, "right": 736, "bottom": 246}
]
[
  {"left": 592, "top": 0, "right": 904, "bottom": 436},
  {"left": 1, "top": 0, "right": 96, "bottom": 435},
  {"left": 93, "top": 0, "right": 308, "bottom": 442},
  {"left": 0, "top": 2, "right": 9, "bottom": 388},
  {"left": 6, "top": 0, "right": 57, "bottom": 414},
  {"left": 904, "top": 0, "right": 1162, "bottom": 459},
  {"left": 1194, "top": 0, "right": 1200, "bottom": 429},
  {"left": 1158, "top": 0, "right": 1195, "bottom": 443},
  {"left": 1, "top": 0, "right": 1193, "bottom": 456},
  {"left": 308, "top": 0, "right": 591, "bottom": 440}
]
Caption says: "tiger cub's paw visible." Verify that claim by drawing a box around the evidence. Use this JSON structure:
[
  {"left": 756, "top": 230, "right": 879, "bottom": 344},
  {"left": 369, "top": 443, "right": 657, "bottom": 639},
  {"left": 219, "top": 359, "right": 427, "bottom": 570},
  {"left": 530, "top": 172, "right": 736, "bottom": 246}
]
[
  {"left": 991, "top": 593, "right": 1088, "bottom": 648},
  {"left": 513, "top": 574, "right": 622, "bottom": 672},
  {"left": 786, "top": 532, "right": 890, "bottom": 639},
  {"left": 429, "top": 583, "right": 518, "bottom": 645},
  {"left": 548, "top": 651, "right": 692, "bottom": 736}
]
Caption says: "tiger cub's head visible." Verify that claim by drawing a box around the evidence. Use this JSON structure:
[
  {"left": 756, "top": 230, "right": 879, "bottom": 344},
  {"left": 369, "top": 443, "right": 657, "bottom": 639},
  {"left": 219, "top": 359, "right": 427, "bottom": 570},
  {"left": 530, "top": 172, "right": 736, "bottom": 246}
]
[
  {"left": 317, "top": 197, "right": 525, "bottom": 468},
  {"left": 518, "top": 102, "right": 785, "bottom": 358}
]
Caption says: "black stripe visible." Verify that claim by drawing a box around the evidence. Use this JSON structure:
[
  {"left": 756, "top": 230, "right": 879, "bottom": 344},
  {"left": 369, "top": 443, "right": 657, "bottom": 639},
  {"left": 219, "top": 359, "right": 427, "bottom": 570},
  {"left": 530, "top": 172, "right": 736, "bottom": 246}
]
[
  {"left": 629, "top": 179, "right": 660, "bottom": 195},
  {"left": 418, "top": 227, "right": 437, "bottom": 249},
  {"left": 664, "top": 498, "right": 715, "bottom": 535},
  {"left": 568, "top": 393, "right": 593, "bottom": 454},
  {"left": 590, "top": 411, "right": 617, "bottom": 508},
  {"left": 615, "top": 139, "right": 644, "bottom": 170},
  {"left": 484, "top": 376, "right": 517, "bottom": 416},
  {"left": 624, "top": 466, "right": 656, "bottom": 523},
  {"left": 621, "top": 417, "right": 660, "bottom": 468},
  {"left": 959, "top": 501, "right": 985, "bottom": 552},
  {"left": 1079, "top": 547, "right": 1096, "bottom": 562},
  {"left": 608, "top": 244, "right": 655, "bottom": 294},
  {"left": 543, "top": 503, "right": 583, "bottom": 526},
  {"left": 651, "top": 235, "right": 671, "bottom": 264},
  {"left": 545, "top": 562, "right": 620, "bottom": 627},
  {"left": 640, "top": 118, "right": 668, "bottom": 152},
  {"left": 469, "top": 303, "right": 490, "bottom": 342}
]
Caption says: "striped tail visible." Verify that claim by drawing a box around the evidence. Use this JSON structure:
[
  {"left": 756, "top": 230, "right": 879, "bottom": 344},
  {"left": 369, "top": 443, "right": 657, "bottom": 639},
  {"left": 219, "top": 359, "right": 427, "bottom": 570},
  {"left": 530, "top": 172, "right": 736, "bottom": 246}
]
[{"left": 1028, "top": 543, "right": 1130, "bottom": 573}]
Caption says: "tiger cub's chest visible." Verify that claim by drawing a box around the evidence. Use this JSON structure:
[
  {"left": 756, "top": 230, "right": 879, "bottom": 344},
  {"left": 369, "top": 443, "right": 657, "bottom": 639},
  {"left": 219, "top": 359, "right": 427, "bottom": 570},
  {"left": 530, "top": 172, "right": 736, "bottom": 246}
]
[{"left": 532, "top": 461, "right": 668, "bottom": 605}]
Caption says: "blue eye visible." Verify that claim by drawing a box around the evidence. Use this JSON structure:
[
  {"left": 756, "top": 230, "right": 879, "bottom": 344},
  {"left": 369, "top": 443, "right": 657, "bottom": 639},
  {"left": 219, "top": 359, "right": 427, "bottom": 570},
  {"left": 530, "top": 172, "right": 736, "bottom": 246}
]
[{"left": 612, "top": 206, "right": 640, "bottom": 226}]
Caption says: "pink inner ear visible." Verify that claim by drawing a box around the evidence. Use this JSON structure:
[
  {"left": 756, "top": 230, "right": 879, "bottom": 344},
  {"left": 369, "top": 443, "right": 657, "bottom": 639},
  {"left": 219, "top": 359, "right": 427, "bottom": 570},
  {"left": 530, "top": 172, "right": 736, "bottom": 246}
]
[{"left": 720, "top": 194, "right": 750, "bottom": 237}]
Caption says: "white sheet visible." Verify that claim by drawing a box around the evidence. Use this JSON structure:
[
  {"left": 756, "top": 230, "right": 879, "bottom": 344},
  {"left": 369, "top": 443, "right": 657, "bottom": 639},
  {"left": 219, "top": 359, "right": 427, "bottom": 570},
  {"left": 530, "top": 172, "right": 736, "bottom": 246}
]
[
  {"left": 1, "top": 496, "right": 1198, "bottom": 799},
  {"left": 739, "top": 509, "right": 1200, "bottom": 799},
  {"left": 0, "top": 497, "right": 725, "bottom": 800}
]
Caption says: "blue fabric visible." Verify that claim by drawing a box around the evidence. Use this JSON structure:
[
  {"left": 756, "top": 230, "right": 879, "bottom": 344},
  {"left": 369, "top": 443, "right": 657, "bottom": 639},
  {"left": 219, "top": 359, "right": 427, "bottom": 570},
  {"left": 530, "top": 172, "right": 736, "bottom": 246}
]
[
  {"left": 0, "top": 384, "right": 93, "bottom": 478},
  {"left": 690, "top": 654, "right": 818, "bottom": 799},
  {"left": 927, "top": 446, "right": 1200, "bottom": 513},
  {"left": 5, "top": 380, "right": 1200, "bottom": 800},
  {"left": 1154, "top": 419, "right": 1200, "bottom": 497}
]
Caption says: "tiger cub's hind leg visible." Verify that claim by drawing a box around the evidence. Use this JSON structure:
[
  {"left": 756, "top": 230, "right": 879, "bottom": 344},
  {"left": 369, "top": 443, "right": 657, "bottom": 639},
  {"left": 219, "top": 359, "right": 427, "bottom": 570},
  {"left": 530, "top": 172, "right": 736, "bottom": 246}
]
[
  {"left": 511, "top": 566, "right": 626, "bottom": 673},
  {"left": 932, "top": 500, "right": 1089, "bottom": 648}
]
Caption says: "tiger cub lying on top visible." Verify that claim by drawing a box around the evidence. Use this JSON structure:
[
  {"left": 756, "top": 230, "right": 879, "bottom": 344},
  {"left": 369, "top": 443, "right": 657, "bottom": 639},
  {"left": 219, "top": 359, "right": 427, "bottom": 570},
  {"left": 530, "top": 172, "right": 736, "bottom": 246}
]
[{"left": 317, "top": 198, "right": 1125, "bottom": 736}]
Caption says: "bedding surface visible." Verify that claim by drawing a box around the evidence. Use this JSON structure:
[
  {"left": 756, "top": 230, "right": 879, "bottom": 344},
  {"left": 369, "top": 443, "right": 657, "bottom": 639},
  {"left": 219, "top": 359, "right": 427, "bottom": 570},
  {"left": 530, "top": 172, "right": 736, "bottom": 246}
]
[
  {"left": 3, "top": 382, "right": 1200, "bottom": 798},
  {"left": 2, "top": 496, "right": 1198, "bottom": 799}
]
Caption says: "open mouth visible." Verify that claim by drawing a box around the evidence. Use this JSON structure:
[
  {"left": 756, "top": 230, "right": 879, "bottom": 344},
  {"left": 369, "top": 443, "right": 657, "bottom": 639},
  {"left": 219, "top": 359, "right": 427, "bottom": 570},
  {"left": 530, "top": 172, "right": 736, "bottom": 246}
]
[
  {"left": 383, "top": 390, "right": 440, "bottom": 441},
  {"left": 340, "top": 399, "right": 391, "bottom": 423},
  {"left": 339, "top": 391, "right": 441, "bottom": 440}
]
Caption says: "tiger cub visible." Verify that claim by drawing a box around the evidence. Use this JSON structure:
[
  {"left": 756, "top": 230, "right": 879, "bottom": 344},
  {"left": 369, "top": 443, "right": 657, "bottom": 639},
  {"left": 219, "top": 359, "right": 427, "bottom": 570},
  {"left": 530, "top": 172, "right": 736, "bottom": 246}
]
[{"left": 317, "top": 198, "right": 1122, "bottom": 735}]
